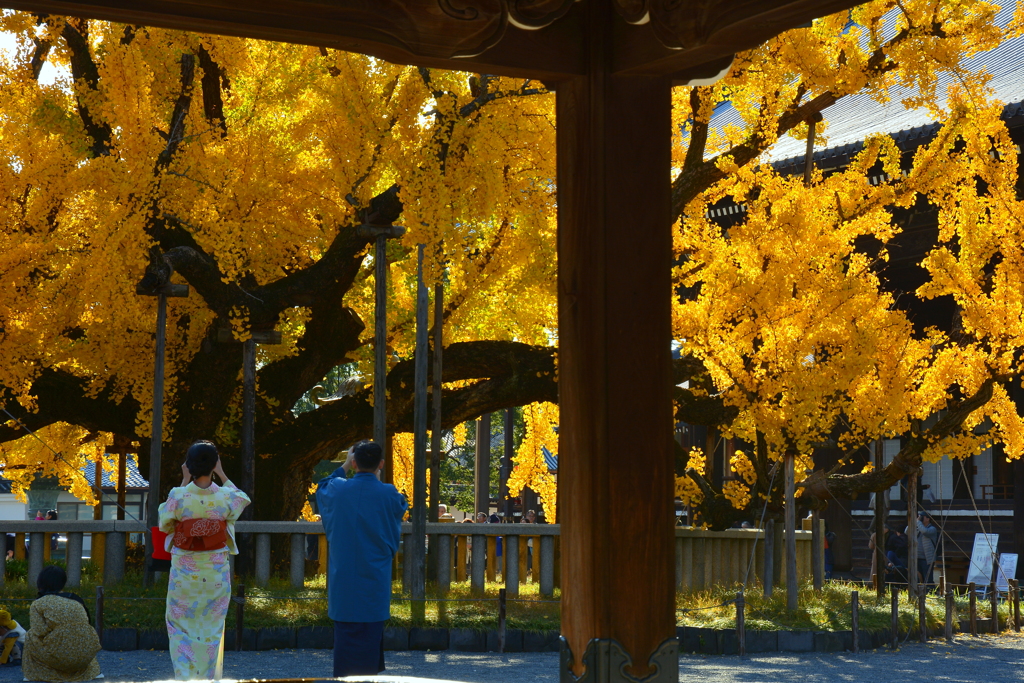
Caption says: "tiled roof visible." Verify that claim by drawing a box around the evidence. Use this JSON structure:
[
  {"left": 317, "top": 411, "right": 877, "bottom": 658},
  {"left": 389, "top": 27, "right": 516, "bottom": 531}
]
[
  {"left": 702, "top": 4, "right": 1024, "bottom": 167},
  {"left": 541, "top": 446, "right": 558, "bottom": 473},
  {"left": 81, "top": 454, "right": 149, "bottom": 489}
]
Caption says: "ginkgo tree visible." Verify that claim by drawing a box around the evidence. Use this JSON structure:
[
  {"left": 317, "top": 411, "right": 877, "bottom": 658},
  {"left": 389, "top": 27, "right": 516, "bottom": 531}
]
[
  {"left": 670, "top": 0, "right": 1024, "bottom": 528},
  {"left": 0, "top": 13, "right": 558, "bottom": 520},
  {"left": 2, "top": 0, "right": 1023, "bottom": 529}
]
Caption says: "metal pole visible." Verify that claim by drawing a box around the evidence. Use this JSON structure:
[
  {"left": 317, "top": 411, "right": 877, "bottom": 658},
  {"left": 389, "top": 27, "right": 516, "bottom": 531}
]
[
  {"left": 430, "top": 282, "right": 443, "bottom": 523},
  {"left": 410, "top": 244, "right": 429, "bottom": 612},
  {"left": 374, "top": 233, "right": 388, "bottom": 452},
  {"left": 785, "top": 452, "right": 797, "bottom": 611}
]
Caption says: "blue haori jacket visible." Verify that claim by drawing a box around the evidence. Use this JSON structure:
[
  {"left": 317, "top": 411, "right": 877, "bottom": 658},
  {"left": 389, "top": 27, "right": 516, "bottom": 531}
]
[{"left": 317, "top": 469, "right": 407, "bottom": 623}]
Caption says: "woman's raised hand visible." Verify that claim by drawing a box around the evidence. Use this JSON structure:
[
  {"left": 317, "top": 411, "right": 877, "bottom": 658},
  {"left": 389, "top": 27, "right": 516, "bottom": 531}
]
[
  {"left": 180, "top": 462, "right": 192, "bottom": 487},
  {"left": 213, "top": 458, "right": 228, "bottom": 484}
]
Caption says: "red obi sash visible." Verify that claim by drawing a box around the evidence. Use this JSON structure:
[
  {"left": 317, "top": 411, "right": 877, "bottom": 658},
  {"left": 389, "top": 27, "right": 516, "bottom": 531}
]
[{"left": 172, "top": 518, "right": 228, "bottom": 551}]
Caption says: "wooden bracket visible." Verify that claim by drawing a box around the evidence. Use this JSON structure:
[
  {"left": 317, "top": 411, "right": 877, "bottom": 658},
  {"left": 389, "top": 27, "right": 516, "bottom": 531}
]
[
  {"left": 138, "top": 283, "right": 190, "bottom": 298},
  {"left": 356, "top": 223, "right": 406, "bottom": 240},
  {"left": 214, "top": 328, "right": 283, "bottom": 345}
]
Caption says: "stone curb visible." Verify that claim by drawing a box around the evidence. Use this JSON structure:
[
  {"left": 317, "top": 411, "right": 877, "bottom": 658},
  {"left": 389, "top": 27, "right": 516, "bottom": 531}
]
[
  {"left": 107, "top": 624, "right": 970, "bottom": 653},
  {"left": 103, "top": 627, "right": 559, "bottom": 652}
]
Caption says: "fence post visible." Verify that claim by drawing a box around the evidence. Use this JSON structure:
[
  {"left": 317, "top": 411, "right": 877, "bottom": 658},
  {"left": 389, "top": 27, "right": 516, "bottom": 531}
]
[
  {"left": 318, "top": 534, "right": 328, "bottom": 576},
  {"left": 498, "top": 587, "right": 507, "bottom": 654},
  {"left": 1012, "top": 579, "right": 1021, "bottom": 632},
  {"left": 918, "top": 587, "right": 927, "bottom": 643},
  {"left": 255, "top": 534, "right": 271, "bottom": 587},
  {"left": 437, "top": 533, "right": 452, "bottom": 594},
  {"left": 95, "top": 586, "right": 104, "bottom": 645},
  {"left": 540, "top": 535, "right": 555, "bottom": 598},
  {"left": 504, "top": 535, "right": 520, "bottom": 598},
  {"left": 14, "top": 532, "right": 25, "bottom": 560},
  {"left": 969, "top": 583, "right": 977, "bottom": 636},
  {"left": 28, "top": 531, "right": 44, "bottom": 588},
  {"left": 66, "top": 532, "right": 84, "bottom": 587},
  {"left": 944, "top": 590, "right": 954, "bottom": 643},
  {"left": 851, "top": 590, "right": 859, "bottom": 654},
  {"left": 235, "top": 583, "right": 246, "bottom": 651},
  {"left": 290, "top": 533, "right": 306, "bottom": 589},
  {"left": 736, "top": 591, "right": 745, "bottom": 658},
  {"left": 471, "top": 534, "right": 486, "bottom": 596},
  {"left": 990, "top": 581, "right": 999, "bottom": 634},
  {"left": 890, "top": 589, "right": 899, "bottom": 650}
]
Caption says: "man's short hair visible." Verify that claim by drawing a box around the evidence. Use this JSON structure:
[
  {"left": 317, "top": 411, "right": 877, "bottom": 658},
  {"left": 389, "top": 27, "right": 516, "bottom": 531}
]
[{"left": 352, "top": 440, "right": 383, "bottom": 470}]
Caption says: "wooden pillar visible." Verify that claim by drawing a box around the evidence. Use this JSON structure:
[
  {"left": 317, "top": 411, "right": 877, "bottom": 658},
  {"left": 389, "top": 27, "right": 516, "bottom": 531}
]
[
  {"left": 785, "top": 453, "right": 798, "bottom": 610},
  {"left": 555, "top": 4, "right": 676, "bottom": 677},
  {"left": 908, "top": 472, "right": 918, "bottom": 595},
  {"left": 475, "top": 415, "right": 492, "bottom": 517},
  {"left": 874, "top": 440, "right": 886, "bottom": 598}
]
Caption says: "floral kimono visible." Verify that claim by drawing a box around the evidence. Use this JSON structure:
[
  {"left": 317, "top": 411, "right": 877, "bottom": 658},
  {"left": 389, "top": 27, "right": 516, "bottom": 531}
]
[{"left": 159, "top": 481, "right": 249, "bottom": 681}]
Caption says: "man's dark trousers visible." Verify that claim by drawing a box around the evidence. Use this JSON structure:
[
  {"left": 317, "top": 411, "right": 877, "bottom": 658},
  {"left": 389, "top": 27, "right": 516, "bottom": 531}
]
[{"left": 333, "top": 620, "right": 386, "bottom": 677}]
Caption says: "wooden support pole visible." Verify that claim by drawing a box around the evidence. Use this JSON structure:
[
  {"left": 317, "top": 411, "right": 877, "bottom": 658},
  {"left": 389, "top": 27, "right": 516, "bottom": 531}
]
[
  {"left": 95, "top": 586, "right": 104, "bottom": 641},
  {"left": 501, "top": 409, "right": 514, "bottom": 520},
  {"left": 146, "top": 292, "right": 167, "bottom": 570},
  {"left": 991, "top": 581, "right": 999, "bottom": 634},
  {"left": 944, "top": 589, "right": 954, "bottom": 643},
  {"left": 918, "top": 587, "right": 927, "bottom": 642},
  {"left": 891, "top": 589, "right": 899, "bottom": 650},
  {"left": 736, "top": 591, "right": 745, "bottom": 658},
  {"left": 763, "top": 519, "right": 774, "bottom": 597},
  {"left": 410, "top": 244, "right": 429, "bottom": 618},
  {"left": 811, "top": 509, "right": 822, "bottom": 591},
  {"left": 373, "top": 232, "right": 388, "bottom": 451},
  {"left": 851, "top": 590, "right": 859, "bottom": 653},
  {"left": 785, "top": 452, "right": 797, "bottom": 611},
  {"left": 498, "top": 587, "right": 507, "bottom": 654},
  {"left": 556, "top": 7, "right": 677, "bottom": 674},
  {"left": 14, "top": 533, "right": 24, "bottom": 561},
  {"left": 969, "top": 583, "right": 978, "bottom": 636},
  {"left": 235, "top": 584, "right": 245, "bottom": 651},
  {"left": 240, "top": 337, "right": 256, "bottom": 516},
  {"left": 430, "top": 281, "right": 443, "bottom": 525},
  {"left": 116, "top": 452, "right": 127, "bottom": 521},
  {"left": 907, "top": 472, "right": 918, "bottom": 596},
  {"left": 874, "top": 440, "right": 886, "bottom": 599},
  {"left": 475, "top": 415, "right": 491, "bottom": 518},
  {"left": 1012, "top": 578, "right": 1021, "bottom": 632}
]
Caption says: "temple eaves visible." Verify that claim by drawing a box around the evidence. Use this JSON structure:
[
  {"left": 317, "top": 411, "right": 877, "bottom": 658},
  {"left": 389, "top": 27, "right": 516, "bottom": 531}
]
[{"left": 0, "top": 0, "right": 865, "bottom": 82}]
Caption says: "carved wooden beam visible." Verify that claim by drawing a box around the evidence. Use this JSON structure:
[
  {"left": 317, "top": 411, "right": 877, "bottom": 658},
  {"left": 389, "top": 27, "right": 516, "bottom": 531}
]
[{"left": 2, "top": 0, "right": 865, "bottom": 81}]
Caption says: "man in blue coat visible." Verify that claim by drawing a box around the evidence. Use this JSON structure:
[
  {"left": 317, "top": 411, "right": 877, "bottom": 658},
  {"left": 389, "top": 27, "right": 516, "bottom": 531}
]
[{"left": 317, "top": 440, "right": 407, "bottom": 677}]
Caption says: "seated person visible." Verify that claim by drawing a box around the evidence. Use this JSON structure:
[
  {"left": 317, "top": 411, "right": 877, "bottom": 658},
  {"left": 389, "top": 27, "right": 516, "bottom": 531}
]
[
  {"left": 0, "top": 610, "right": 26, "bottom": 666},
  {"left": 23, "top": 566, "right": 101, "bottom": 682}
]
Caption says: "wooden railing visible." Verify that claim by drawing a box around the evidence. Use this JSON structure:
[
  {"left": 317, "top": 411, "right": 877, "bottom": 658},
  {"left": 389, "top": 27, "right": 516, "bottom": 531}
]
[{"left": 0, "top": 521, "right": 816, "bottom": 595}]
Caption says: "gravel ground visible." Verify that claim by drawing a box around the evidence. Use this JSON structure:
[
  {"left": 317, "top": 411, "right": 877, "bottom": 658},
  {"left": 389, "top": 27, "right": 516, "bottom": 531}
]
[{"left": 0, "top": 635, "right": 1020, "bottom": 682}]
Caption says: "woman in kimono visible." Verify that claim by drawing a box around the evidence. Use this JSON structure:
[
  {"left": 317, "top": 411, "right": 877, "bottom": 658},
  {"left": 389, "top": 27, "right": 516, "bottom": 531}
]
[{"left": 159, "top": 440, "right": 250, "bottom": 681}]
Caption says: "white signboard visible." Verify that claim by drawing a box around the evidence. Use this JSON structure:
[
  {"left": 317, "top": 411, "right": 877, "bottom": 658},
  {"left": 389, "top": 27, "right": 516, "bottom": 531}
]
[
  {"left": 996, "top": 554, "right": 1018, "bottom": 594},
  {"left": 967, "top": 533, "right": 1000, "bottom": 588}
]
